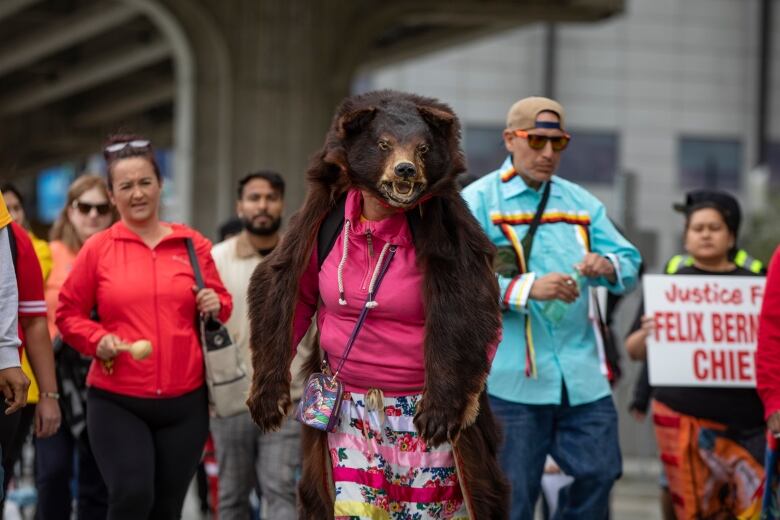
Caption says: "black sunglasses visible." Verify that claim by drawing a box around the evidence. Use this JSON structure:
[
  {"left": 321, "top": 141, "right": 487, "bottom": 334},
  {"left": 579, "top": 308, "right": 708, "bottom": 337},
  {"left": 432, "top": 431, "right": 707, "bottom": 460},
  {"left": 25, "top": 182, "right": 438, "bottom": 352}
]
[{"left": 72, "top": 200, "right": 111, "bottom": 216}]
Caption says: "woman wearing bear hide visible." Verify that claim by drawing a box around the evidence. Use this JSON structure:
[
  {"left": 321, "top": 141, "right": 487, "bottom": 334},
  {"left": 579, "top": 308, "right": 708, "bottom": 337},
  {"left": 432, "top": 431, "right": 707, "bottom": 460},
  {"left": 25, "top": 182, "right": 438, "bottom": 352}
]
[{"left": 247, "top": 90, "right": 509, "bottom": 519}]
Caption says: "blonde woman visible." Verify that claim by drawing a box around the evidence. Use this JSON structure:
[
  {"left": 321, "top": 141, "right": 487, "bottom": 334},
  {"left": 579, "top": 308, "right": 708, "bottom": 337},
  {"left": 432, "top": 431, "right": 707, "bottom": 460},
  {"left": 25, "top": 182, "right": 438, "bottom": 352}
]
[{"left": 40, "top": 174, "right": 116, "bottom": 520}]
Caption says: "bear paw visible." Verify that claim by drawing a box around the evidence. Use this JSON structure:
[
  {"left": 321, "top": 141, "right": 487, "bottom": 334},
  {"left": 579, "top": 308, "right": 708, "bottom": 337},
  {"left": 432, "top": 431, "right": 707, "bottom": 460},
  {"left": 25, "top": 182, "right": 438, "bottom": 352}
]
[
  {"left": 246, "top": 387, "right": 291, "bottom": 433},
  {"left": 413, "top": 402, "right": 462, "bottom": 448}
]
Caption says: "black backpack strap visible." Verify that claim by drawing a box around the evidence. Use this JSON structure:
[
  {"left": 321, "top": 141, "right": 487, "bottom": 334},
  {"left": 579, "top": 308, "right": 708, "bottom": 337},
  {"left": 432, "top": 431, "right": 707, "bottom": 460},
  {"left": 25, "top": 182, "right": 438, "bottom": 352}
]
[
  {"left": 405, "top": 206, "right": 421, "bottom": 244},
  {"left": 317, "top": 193, "right": 347, "bottom": 270},
  {"left": 6, "top": 224, "right": 17, "bottom": 272}
]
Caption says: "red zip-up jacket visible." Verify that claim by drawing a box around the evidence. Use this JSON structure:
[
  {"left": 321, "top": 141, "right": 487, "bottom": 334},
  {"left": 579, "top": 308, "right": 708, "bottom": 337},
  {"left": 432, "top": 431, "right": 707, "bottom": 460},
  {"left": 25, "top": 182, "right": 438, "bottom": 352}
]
[
  {"left": 757, "top": 245, "right": 780, "bottom": 419},
  {"left": 56, "top": 221, "right": 232, "bottom": 398}
]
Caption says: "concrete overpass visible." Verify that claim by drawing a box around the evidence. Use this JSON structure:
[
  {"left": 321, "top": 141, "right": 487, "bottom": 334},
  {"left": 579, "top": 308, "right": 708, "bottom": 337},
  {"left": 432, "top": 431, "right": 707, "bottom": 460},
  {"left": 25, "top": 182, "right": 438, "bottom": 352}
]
[{"left": 0, "top": 0, "right": 623, "bottom": 233}]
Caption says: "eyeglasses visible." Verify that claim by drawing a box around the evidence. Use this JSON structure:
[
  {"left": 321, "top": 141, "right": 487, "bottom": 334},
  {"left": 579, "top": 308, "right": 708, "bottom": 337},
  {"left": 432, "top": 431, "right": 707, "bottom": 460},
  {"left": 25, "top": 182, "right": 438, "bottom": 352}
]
[
  {"left": 511, "top": 130, "right": 571, "bottom": 152},
  {"left": 72, "top": 200, "right": 111, "bottom": 216},
  {"left": 104, "top": 140, "right": 151, "bottom": 154}
]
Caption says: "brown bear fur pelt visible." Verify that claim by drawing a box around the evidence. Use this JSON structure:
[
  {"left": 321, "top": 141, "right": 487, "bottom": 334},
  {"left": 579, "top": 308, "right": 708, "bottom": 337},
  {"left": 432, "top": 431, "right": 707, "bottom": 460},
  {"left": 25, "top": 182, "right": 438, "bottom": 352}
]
[{"left": 246, "top": 90, "right": 509, "bottom": 518}]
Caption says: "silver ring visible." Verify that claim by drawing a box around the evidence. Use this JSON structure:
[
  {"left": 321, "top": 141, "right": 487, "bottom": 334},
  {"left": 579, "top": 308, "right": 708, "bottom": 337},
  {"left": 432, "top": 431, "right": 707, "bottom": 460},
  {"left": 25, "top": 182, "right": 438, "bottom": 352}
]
[{"left": 565, "top": 279, "right": 574, "bottom": 286}]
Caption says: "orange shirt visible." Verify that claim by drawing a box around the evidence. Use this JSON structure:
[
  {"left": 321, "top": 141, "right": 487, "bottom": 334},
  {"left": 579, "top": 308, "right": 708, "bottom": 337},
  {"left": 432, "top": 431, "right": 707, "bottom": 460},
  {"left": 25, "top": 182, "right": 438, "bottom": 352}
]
[{"left": 45, "top": 240, "right": 77, "bottom": 340}]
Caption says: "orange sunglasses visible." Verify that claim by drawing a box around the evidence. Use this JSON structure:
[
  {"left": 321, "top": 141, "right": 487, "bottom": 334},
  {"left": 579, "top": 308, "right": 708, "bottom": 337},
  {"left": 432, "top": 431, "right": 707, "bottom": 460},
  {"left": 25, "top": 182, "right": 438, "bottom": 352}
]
[{"left": 511, "top": 130, "right": 571, "bottom": 152}]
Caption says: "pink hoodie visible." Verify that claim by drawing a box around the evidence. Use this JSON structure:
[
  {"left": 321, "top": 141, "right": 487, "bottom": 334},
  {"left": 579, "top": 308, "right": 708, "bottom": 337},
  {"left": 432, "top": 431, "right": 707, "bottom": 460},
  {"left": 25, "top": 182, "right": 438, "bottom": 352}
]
[{"left": 293, "top": 189, "right": 498, "bottom": 394}]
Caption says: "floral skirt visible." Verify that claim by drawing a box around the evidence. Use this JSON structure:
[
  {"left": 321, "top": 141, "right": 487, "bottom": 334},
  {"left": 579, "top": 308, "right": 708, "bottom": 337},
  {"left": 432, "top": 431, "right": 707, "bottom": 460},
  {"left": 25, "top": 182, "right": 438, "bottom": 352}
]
[{"left": 328, "top": 391, "right": 469, "bottom": 520}]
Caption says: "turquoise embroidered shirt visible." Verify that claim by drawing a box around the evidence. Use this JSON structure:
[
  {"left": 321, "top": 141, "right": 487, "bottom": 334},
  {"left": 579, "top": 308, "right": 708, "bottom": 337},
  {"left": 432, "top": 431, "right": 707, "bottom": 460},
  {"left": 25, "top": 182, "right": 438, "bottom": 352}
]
[{"left": 462, "top": 157, "right": 642, "bottom": 405}]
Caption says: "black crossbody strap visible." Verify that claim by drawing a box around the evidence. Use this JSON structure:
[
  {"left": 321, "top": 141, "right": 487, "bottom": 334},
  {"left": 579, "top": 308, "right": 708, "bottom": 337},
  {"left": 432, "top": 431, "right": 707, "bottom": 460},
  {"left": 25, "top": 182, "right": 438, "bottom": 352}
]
[
  {"left": 185, "top": 238, "right": 205, "bottom": 290},
  {"left": 519, "top": 180, "right": 551, "bottom": 263}
]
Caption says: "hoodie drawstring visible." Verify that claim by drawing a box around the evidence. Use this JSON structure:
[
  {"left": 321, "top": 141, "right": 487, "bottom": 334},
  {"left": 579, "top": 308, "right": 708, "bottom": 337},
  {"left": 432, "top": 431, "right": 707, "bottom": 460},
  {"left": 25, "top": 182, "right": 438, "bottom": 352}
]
[
  {"left": 365, "top": 242, "right": 391, "bottom": 308},
  {"left": 336, "top": 219, "right": 392, "bottom": 309},
  {"left": 337, "top": 220, "right": 351, "bottom": 305}
]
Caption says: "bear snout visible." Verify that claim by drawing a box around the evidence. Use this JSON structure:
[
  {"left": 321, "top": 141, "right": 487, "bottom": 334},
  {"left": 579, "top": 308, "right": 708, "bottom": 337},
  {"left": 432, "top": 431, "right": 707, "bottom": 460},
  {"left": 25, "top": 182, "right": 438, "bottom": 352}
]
[{"left": 394, "top": 162, "right": 417, "bottom": 179}]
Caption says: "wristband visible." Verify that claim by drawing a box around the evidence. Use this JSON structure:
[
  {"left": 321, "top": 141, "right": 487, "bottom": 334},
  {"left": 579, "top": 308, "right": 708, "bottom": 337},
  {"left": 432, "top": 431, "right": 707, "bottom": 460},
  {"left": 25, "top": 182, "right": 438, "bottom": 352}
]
[{"left": 40, "top": 391, "right": 60, "bottom": 399}]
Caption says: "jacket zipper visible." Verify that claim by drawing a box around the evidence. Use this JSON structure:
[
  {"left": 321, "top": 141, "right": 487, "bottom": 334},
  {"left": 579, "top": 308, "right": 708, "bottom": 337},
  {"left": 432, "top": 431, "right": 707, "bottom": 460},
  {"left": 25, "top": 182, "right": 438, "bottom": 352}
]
[
  {"left": 360, "top": 228, "right": 374, "bottom": 291},
  {"left": 152, "top": 249, "right": 162, "bottom": 395}
]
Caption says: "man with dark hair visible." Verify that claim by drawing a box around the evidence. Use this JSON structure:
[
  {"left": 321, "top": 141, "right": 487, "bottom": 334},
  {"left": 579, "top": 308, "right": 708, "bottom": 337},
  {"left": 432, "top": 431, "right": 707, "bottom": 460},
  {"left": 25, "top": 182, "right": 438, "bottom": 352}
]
[
  {"left": 237, "top": 170, "right": 285, "bottom": 200},
  {"left": 232, "top": 171, "right": 285, "bottom": 241},
  {"left": 210, "top": 171, "right": 305, "bottom": 519}
]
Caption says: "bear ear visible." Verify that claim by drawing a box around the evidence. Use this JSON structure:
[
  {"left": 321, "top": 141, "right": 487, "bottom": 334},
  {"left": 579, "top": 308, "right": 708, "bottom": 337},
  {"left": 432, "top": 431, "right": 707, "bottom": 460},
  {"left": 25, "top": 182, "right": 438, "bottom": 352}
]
[
  {"left": 338, "top": 107, "right": 377, "bottom": 138},
  {"left": 417, "top": 105, "right": 455, "bottom": 132},
  {"left": 323, "top": 149, "right": 348, "bottom": 174}
]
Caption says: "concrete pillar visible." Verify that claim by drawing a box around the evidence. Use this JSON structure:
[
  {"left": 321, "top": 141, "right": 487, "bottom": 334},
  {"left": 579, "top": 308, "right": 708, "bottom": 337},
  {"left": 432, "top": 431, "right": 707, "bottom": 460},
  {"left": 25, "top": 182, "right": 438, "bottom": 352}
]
[{"left": 157, "top": 0, "right": 356, "bottom": 236}]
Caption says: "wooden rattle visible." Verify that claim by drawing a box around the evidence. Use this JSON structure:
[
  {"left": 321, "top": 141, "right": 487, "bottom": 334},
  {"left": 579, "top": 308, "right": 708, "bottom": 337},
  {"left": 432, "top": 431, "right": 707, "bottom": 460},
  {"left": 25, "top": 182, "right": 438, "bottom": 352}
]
[{"left": 115, "top": 340, "right": 153, "bottom": 360}]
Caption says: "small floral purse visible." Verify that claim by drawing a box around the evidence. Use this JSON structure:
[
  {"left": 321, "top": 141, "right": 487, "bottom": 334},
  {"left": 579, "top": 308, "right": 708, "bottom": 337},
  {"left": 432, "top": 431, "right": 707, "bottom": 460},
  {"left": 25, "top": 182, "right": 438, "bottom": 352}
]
[
  {"left": 295, "top": 245, "right": 397, "bottom": 432},
  {"left": 296, "top": 363, "right": 344, "bottom": 432}
]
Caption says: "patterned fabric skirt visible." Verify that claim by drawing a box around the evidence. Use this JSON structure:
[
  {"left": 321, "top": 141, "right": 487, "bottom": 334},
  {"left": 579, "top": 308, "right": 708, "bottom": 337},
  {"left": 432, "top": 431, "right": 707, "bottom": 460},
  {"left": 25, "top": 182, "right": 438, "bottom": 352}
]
[
  {"left": 652, "top": 400, "right": 764, "bottom": 520},
  {"left": 328, "top": 391, "right": 469, "bottom": 520}
]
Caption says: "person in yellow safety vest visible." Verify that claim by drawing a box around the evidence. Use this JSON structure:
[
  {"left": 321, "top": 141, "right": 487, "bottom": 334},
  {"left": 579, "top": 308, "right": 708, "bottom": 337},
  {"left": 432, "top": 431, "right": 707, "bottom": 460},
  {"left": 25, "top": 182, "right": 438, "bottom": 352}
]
[
  {"left": 668, "top": 189, "right": 766, "bottom": 275},
  {"left": 665, "top": 249, "right": 765, "bottom": 275}
]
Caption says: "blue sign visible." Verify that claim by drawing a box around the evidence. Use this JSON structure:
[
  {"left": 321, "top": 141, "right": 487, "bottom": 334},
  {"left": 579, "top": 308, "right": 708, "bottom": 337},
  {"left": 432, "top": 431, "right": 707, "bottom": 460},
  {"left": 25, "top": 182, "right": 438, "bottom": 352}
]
[{"left": 37, "top": 165, "right": 75, "bottom": 223}]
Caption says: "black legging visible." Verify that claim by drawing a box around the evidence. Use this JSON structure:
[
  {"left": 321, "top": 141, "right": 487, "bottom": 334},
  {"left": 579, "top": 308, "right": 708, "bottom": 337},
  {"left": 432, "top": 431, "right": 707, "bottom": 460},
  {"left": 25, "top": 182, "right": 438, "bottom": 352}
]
[
  {"left": 87, "top": 385, "right": 209, "bottom": 520},
  {"left": 1, "top": 403, "right": 33, "bottom": 506},
  {"left": 0, "top": 402, "right": 21, "bottom": 506}
]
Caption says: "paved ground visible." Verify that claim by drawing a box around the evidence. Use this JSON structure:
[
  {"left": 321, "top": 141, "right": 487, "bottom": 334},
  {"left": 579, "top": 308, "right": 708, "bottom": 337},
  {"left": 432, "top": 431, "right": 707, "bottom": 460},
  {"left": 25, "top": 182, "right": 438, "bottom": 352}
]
[
  {"left": 610, "top": 475, "right": 663, "bottom": 520},
  {"left": 4, "top": 458, "right": 664, "bottom": 519},
  {"left": 178, "top": 458, "right": 665, "bottom": 520}
]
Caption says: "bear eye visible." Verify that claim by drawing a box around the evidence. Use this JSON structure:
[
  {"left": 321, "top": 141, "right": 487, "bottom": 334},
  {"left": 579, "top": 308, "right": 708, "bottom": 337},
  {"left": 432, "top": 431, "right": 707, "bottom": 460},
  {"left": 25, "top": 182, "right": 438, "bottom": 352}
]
[
  {"left": 378, "top": 140, "right": 391, "bottom": 151},
  {"left": 417, "top": 143, "right": 430, "bottom": 155}
]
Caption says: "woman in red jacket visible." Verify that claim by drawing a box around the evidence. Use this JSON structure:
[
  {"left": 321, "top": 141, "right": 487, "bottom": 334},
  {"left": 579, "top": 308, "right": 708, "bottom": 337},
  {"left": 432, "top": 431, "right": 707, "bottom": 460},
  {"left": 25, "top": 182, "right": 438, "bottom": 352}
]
[{"left": 56, "top": 135, "right": 232, "bottom": 520}]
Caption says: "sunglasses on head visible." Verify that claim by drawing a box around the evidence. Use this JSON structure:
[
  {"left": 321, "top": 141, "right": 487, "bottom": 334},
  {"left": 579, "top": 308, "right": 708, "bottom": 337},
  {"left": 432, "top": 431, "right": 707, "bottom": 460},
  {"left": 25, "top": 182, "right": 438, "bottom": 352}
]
[
  {"left": 72, "top": 200, "right": 111, "bottom": 216},
  {"left": 511, "top": 130, "right": 571, "bottom": 152},
  {"left": 104, "top": 140, "right": 151, "bottom": 154}
]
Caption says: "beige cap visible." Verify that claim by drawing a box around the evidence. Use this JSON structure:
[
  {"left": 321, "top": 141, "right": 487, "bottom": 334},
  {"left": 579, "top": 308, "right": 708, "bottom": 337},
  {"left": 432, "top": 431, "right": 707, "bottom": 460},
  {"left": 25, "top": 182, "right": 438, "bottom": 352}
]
[{"left": 506, "top": 96, "right": 565, "bottom": 131}]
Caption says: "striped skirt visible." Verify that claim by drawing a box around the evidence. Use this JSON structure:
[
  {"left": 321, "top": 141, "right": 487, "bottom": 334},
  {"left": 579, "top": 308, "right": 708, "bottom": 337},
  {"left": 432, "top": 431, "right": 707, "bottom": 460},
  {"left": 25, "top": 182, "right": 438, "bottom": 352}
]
[{"left": 328, "top": 391, "right": 469, "bottom": 520}]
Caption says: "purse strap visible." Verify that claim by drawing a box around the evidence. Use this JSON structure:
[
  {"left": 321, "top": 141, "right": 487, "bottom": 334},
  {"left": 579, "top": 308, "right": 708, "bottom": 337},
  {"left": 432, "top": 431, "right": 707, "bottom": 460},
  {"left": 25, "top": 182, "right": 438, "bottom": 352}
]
[
  {"left": 520, "top": 180, "right": 551, "bottom": 263},
  {"left": 185, "top": 237, "right": 205, "bottom": 290},
  {"left": 332, "top": 245, "right": 397, "bottom": 379},
  {"left": 184, "top": 238, "right": 217, "bottom": 328}
]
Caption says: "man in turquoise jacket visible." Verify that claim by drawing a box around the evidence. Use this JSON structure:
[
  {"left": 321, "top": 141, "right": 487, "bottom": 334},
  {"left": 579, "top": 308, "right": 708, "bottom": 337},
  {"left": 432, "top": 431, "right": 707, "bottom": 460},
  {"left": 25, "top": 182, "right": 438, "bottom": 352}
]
[{"left": 462, "top": 97, "right": 641, "bottom": 519}]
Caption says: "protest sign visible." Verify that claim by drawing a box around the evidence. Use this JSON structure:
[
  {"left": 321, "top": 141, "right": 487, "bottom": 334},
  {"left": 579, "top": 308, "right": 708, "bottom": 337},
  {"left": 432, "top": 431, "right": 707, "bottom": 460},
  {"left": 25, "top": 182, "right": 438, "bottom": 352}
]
[{"left": 644, "top": 274, "right": 765, "bottom": 387}]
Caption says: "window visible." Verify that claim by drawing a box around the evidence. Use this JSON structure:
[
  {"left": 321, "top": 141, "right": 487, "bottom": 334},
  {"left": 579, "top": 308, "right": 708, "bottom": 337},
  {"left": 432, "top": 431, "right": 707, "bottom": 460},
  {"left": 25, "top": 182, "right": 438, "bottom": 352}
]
[
  {"left": 557, "top": 130, "right": 619, "bottom": 184},
  {"left": 463, "top": 126, "right": 507, "bottom": 184},
  {"left": 679, "top": 138, "right": 742, "bottom": 191}
]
